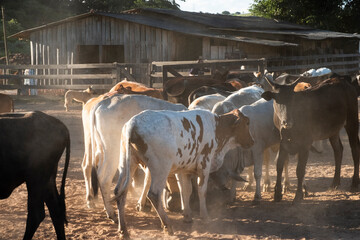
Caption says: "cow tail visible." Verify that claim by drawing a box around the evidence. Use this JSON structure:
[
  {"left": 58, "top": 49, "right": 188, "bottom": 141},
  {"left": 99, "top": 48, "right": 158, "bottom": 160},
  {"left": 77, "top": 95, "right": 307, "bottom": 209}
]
[
  {"left": 60, "top": 131, "right": 71, "bottom": 225},
  {"left": 91, "top": 166, "right": 98, "bottom": 197},
  {"left": 113, "top": 125, "right": 132, "bottom": 202},
  {"left": 89, "top": 106, "right": 103, "bottom": 198}
]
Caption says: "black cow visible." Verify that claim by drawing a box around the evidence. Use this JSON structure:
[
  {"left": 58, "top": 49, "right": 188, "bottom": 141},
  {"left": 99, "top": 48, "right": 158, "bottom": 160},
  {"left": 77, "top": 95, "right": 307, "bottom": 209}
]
[
  {"left": 261, "top": 75, "right": 359, "bottom": 203},
  {"left": 0, "top": 111, "right": 70, "bottom": 240}
]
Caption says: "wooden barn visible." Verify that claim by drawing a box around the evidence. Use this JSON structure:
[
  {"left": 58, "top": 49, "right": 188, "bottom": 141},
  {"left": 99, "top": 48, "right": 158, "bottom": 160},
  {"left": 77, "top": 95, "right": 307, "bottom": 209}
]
[{"left": 9, "top": 8, "right": 360, "bottom": 79}]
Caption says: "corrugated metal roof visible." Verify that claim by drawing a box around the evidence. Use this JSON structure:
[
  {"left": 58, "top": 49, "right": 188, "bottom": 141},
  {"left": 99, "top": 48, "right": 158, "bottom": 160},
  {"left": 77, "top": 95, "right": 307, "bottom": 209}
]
[{"left": 10, "top": 8, "right": 360, "bottom": 44}]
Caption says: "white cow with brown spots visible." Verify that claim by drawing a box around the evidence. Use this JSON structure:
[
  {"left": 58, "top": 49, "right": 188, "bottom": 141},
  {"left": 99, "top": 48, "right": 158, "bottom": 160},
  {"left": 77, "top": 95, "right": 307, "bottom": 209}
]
[
  {"left": 88, "top": 94, "right": 186, "bottom": 222},
  {"left": 113, "top": 109, "right": 254, "bottom": 238}
]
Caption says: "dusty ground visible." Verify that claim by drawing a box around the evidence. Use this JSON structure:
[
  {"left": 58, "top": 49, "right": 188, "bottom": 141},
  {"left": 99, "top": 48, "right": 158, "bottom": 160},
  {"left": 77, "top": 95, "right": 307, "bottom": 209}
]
[{"left": 1, "top": 95, "right": 360, "bottom": 240}]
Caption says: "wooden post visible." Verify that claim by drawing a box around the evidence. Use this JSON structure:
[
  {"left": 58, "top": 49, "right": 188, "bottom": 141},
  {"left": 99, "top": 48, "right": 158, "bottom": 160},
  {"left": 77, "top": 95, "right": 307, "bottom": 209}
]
[{"left": 1, "top": 6, "right": 9, "bottom": 66}]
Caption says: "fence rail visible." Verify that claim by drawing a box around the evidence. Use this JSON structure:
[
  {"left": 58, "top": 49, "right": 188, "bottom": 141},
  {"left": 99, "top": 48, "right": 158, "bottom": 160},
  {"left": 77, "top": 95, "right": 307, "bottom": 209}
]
[
  {"left": 0, "top": 54, "right": 359, "bottom": 93},
  {"left": 267, "top": 53, "right": 360, "bottom": 75},
  {"left": 0, "top": 62, "right": 151, "bottom": 91}
]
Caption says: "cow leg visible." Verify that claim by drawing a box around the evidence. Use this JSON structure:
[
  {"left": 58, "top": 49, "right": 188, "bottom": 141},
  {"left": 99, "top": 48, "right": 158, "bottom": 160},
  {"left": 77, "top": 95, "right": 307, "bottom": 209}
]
[
  {"left": 263, "top": 148, "right": 271, "bottom": 193},
  {"left": 23, "top": 183, "right": 46, "bottom": 240},
  {"left": 147, "top": 169, "right": 173, "bottom": 235},
  {"left": 97, "top": 158, "right": 119, "bottom": 223},
  {"left": 293, "top": 149, "right": 309, "bottom": 203},
  {"left": 115, "top": 154, "right": 139, "bottom": 239},
  {"left": 164, "top": 173, "right": 181, "bottom": 212},
  {"left": 244, "top": 166, "right": 255, "bottom": 191},
  {"left": 82, "top": 149, "right": 96, "bottom": 209},
  {"left": 329, "top": 134, "right": 343, "bottom": 189},
  {"left": 253, "top": 149, "right": 263, "bottom": 204},
  {"left": 197, "top": 171, "right": 210, "bottom": 220},
  {"left": 176, "top": 173, "right": 193, "bottom": 223},
  {"left": 274, "top": 145, "right": 288, "bottom": 202},
  {"left": 283, "top": 155, "right": 291, "bottom": 193},
  {"left": 44, "top": 179, "right": 66, "bottom": 240},
  {"left": 136, "top": 167, "right": 152, "bottom": 212},
  {"left": 344, "top": 116, "right": 360, "bottom": 190}
]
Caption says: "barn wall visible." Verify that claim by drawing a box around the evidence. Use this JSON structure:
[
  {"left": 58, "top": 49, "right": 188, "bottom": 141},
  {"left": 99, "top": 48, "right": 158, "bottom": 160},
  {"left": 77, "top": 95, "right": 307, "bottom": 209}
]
[{"left": 29, "top": 15, "right": 202, "bottom": 65}]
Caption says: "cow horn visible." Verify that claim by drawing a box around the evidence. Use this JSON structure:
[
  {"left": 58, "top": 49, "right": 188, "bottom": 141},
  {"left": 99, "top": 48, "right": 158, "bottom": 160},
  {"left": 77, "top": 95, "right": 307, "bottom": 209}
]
[
  {"left": 289, "top": 77, "right": 302, "bottom": 87},
  {"left": 229, "top": 171, "right": 247, "bottom": 182},
  {"left": 264, "top": 75, "right": 276, "bottom": 88}
]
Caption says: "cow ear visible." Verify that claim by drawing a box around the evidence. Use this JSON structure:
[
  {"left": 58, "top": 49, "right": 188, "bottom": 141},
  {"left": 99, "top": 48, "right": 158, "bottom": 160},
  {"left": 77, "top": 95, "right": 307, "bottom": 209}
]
[
  {"left": 234, "top": 110, "right": 249, "bottom": 125},
  {"left": 261, "top": 91, "right": 275, "bottom": 101}
]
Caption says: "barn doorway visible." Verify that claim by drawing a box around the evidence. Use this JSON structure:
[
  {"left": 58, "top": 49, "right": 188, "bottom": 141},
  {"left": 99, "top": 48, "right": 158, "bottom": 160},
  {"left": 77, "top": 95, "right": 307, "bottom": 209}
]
[
  {"left": 77, "top": 45, "right": 125, "bottom": 63},
  {"left": 77, "top": 45, "right": 99, "bottom": 63}
]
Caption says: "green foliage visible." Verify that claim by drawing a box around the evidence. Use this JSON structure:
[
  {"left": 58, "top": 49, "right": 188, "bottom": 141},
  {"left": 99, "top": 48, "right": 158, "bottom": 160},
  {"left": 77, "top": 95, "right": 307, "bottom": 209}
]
[
  {"left": 222, "top": 11, "right": 230, "bottom": 15},
  {"left": 249, "top": 0, "right": 360, "bottom": 33},
  {"left": 134, "top": 0, "right": 182, "bottom": 9},
  {"left": 1, "top": 18, "right": 29, "bottom": 55}
]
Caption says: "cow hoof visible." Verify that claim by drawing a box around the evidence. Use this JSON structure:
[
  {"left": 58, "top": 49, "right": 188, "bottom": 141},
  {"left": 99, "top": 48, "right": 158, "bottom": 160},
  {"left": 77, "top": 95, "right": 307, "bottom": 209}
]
[
  {"left": 243, "top": 185, "right": 254, "bottom": 191},
  {"left": 274, "top": 191, "right": 282, "bottom": 202},
  {"left": 183, "top": 214, "right": 193, "bottom": 223},
  {"left": 135, "top": 202, "right": 151, "bottom": 212},
  {"left": 252, "top": 199, "right": 261, "bottom": 205},
  {"left": 107, "top": 213, "right": 118, "bottom": 224},
  {"left": 163, "top": 225, "right": 174, "bottom": 235},
  {"left": 119, "top": 230, "right": 130, "bottom": 240},
  {"left": 283, "top": 183, "right": 291, "bottom": 193},
  {"left": 87, "top": 201, "right": 96, "bottom": 209},
  {"left": 292, "top": 192, "right": 303, "bottom": 204},
  {"left": 263, "top": 184, "right": 271, "bottom": 193}
]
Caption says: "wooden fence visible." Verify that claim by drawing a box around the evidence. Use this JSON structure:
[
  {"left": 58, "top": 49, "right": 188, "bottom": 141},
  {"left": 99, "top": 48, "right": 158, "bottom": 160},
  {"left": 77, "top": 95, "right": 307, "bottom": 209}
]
[
  {"left": 0, "top": 54, "right": 358, "bottom": 93},
  {"left": 267, "top": 53, "right": 360, "bottom": 75},
  {"left": 0, "top": 62, "right": 151, "bottom": 91},
  {"left": 150, "top": 58, "right": 266, "bottom": 88}
]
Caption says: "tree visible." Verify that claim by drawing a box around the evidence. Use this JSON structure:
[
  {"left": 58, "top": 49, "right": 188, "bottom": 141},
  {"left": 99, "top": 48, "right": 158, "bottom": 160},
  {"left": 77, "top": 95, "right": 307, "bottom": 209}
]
[{"left": 249, "top": 0, "right": 360, "bottom": 33}]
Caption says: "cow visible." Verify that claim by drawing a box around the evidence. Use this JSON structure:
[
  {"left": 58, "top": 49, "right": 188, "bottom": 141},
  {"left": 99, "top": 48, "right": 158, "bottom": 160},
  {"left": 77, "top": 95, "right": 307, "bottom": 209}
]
[
  {"left": 187, "top": 86, "right": 233, "bottom": 106},
  {"left": 113, "top": 108, "right": 254, "bottom": 238},
  {"left": 88, "top": 94, "right": 187, "bottom": 222},
  {"left": 0, "top": 111, "right": 70, "bottom": 240},
  {"left": 212, "top": 85, "right": 264, "bottom": 115},
  {"left": 211, "top": 99, "right": 281, "bottom": 203},
  {"left": 115, "top": 85, "right": 164, "bottom": 99},
  {"left": 110, "top": 79, "right": 152, "bottom": 92},
  {"left": 0, "top": 93, "right": 14, "bottom": 113},
  {"left": 163, "top": 70, "right": 235, "bottom": 107},
  {"left": 188, "top": 94, "right": 226, "bottom": 110},
  {"left": 64, "top": 86, "right": 95, "bottom": 111},
  {"left": 261, "top": 75, "right": 359, "bottom": 203}
]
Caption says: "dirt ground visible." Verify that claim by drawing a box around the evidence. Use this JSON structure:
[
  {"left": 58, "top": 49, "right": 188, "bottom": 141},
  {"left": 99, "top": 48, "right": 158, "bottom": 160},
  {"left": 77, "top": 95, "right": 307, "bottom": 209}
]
[{"left": 1, "top": 95, "right": 360, "bottom": 240}]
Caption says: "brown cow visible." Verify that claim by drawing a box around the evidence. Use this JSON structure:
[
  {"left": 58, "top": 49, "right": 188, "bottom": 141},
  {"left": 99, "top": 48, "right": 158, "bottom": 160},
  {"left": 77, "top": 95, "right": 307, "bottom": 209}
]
[
  {"left": 0, "top": 93, "right": 14, "bottom": 113},
  {"left": 110, "top": 80, "right": 150, "bottom": 92},
  {"left": 262, "top": 75, "right": 359, "bottom": 203},
  {"left": 116, "top": 85, "right": 164, "bottom": 99}
]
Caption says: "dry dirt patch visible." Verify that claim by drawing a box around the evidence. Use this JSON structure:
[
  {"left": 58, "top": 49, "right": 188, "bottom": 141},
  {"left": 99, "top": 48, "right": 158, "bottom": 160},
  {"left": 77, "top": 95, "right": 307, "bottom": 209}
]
[{"left": 0, "top": 96, "right": 359, "bottom": 239}]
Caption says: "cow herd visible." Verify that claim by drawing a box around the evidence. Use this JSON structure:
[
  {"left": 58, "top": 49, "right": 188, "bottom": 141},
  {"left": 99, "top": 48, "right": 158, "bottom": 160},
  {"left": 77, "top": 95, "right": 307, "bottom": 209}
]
[{"left": 0, "top": 68, "right": 359, "bottom": 239}]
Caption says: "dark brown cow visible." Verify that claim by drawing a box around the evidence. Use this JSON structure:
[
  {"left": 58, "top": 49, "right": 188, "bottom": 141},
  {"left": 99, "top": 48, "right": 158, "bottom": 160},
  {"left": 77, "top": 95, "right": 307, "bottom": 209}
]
[
  {"left": 163, "top": 70, "right": 234, "bottom": 107},
  {"left": 0, "top": 111, "right": 70, "bottom": 240},
  {"left": 262, "top": 75, "right": 359, "bottom": 203},
  {"left": 0, "top": 93, "right": 14, "bottom": 113}
]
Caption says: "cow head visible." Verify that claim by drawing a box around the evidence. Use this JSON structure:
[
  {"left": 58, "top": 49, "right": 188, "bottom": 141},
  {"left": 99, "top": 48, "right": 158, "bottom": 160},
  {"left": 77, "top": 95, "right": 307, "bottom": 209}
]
[
  {"left": 261, "top": 76, "right": 302, "bottom": 153},
  {"left": 218, "top": 109, "right": 254, "bottom": 149}
]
